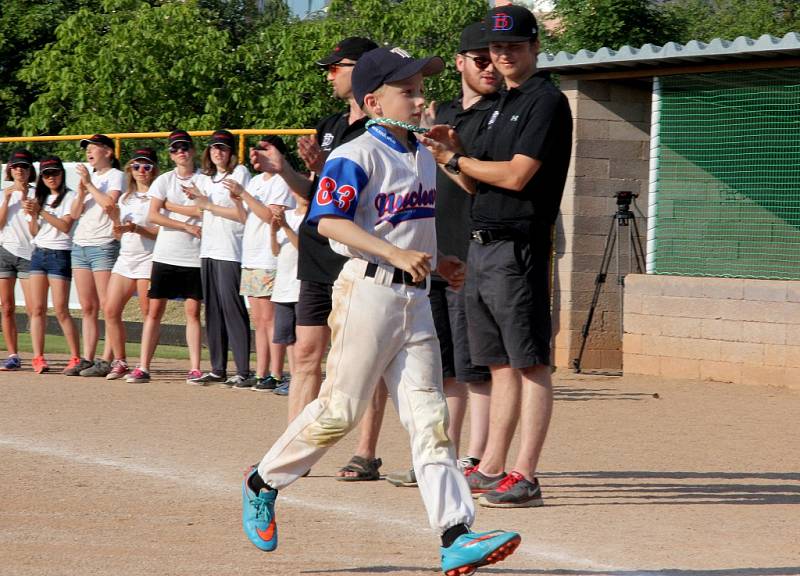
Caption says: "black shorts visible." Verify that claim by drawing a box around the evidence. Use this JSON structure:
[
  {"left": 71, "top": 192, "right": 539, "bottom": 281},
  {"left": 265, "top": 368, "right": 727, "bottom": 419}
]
[
  {"left": 295, "top": 280, "right": 333, "bottom": 327},
  {"left": 466, "top": 238, "right": 552, "bottom": 368},
  {"left": 273, "top": 302, "right": 297, "bottom": 345},
  {"left": 429, "top": 280, "right": 489, "bottom": 382},
  {"left": 148, "top": 262, "right": 203, "bottom": 301}
]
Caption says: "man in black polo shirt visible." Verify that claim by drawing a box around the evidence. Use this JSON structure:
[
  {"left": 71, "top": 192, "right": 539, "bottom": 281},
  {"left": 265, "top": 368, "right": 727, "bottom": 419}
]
[
  {"left": 422, "top": 5, "right": 573, "bottom": 508},
  {"left": 252, "top": 37, "right": 387, "bottom": 481}
]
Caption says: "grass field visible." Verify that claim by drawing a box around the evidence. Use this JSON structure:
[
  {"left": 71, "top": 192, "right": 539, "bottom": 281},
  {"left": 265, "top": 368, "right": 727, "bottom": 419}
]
[{"left": 15, "top": 332, "right": 202, "bottom": 360}]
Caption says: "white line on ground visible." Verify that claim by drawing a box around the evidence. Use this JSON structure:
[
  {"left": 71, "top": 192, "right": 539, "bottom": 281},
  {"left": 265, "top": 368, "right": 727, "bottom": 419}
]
[{"left": 1, "top": 435, "right": 650, "bottom": 574}]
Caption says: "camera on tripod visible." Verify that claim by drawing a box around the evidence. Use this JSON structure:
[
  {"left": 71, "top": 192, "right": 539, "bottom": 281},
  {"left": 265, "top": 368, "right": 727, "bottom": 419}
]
[{"left": 615, "top": 190, "right": 637, "bottom": 212}]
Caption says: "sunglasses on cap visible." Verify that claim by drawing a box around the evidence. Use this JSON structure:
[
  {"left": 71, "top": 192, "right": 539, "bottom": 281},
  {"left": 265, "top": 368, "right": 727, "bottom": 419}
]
[
  {"left": 210, "top": 143, "right": 231, "bottom": 150},
  {"left": 169, "top": 142, "right": 191, "bottom": 153},
  {"left": 462, "top": 53, "right": 492, "bottom": 70},
  {"left": 132, "top": 163, "right": 154, "bottom": 172}
]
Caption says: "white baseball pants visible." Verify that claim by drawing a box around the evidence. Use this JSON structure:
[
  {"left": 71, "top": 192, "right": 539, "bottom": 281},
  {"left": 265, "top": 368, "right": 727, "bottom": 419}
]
[{"left": 257, "top": 259, "right": 475, "bottom": 533}]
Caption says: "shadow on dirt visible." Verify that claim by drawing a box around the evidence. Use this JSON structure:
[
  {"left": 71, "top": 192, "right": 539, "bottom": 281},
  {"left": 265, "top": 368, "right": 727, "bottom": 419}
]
[{"left": 538, "top": 471, "right": 800, "bottom": 506}]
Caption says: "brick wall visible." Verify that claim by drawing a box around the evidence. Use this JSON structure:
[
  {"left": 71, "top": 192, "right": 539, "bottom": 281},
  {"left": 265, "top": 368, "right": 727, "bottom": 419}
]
[
  {"left": 624, "top": 274, "right": 800, "bottom": 389},
  {"left": 554, "top": 78, "right": 652, "bottom": 369}
]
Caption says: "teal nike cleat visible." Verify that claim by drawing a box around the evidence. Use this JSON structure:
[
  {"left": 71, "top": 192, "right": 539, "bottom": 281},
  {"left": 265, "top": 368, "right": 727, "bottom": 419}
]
[
  {"left": 242, "top": 465, "right": 278, "bottom": 551},
  {"left": 440, "top": 530, "right": 521, "bottom": 575}
]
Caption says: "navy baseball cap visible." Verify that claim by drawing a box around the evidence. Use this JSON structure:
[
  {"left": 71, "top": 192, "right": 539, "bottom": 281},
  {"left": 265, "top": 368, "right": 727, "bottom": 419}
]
[
  {"left": 459, "top": 22, "right": 489, "bottom": 53},
  {"left": 484, "top": 5, "right": 539, "bottom": 43},
  {"left": 352, "top": 47, "right": 444, "bottom": 107},
  {"left": 131, "top": 147, "right": 158, "bottom": 164},
  {"left": 8, "top": 149, "right": 33, "bottom": 166},
  {"left": 39, "top": 155, "right": 65, "bottom": 173},
  {"left": 209, "top": 129, "right": 235, "bottom": 149},
  {"left": 317, "top": 37, "right": 378, "bottom": 67},
  {"left": 80, "top": 133, "right": 115, "bottom": 149},
  {"left": 169, "top": 129, "right": 193, "bottom": 147}
]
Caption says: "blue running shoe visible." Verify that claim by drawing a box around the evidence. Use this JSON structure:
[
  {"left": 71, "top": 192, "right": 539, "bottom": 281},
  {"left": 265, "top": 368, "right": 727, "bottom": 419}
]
[
  {"left": 0, "top": 355, "right": 21, "bottom": 371},
  {"left": 441, "top": 530, "right": 521, "bottom": 576},
  {"left": 242, "top": 466, "right": 278, "bottom": 551}
]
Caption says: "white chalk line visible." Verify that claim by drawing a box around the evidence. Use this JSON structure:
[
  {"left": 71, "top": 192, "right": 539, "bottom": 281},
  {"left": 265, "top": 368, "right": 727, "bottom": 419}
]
[{"left": 1, "top": 435, "right": 649, "bottom": 574}]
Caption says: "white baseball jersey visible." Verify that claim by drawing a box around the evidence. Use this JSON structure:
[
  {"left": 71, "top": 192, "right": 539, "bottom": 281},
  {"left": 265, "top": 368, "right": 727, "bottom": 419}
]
[{"left": 307, "top": 125, "right": 438, "bottom": 268}]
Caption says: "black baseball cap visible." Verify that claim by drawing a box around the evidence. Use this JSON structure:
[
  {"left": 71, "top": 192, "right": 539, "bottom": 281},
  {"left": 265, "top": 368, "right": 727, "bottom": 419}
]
[
  {"left": 317, "top": 37, "right": 379, "bottom": 67},
  {"left": 39, "top": 155, "right": 64, "bottom": 173},
  {"left": 8, "top": 149, "right": 33, "bottom": 166},
  {"left": 209, "top": 129, "right": 235, "bottom": 149},
  {"left": 484, "top": 5, "right": 539, "bottom": 43},
  {"left": 352, "top": 47, "right": 444, "bottom": 107},
  {"left": 459, "top": 22, "right": 489, "bottom": 53},
  {"left": 131, "top": 147, "right": 158, "bottom": 164},
  {"left": 80, "top": 133, "right": 115, "bottom": 149},
  {"left": 169, "top": 129, "right": 194, "bottom": 148}
]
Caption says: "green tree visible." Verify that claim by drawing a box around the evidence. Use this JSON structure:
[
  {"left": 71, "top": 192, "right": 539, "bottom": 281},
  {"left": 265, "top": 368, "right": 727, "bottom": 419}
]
[
  {"left": 661, "top": 0, "right": 800, "bottom": 43},
  {"left": 0, "top": 0, "right": 103, "bottom": 135},
  {"left": 19, "top": 0, "right": 238, "bottom": 136},
  {"left": 13, "top": 0, "right": 488, "bottom": 153},
  {"left": 547, "top": 0, "right": 679, "bottom": 53}
]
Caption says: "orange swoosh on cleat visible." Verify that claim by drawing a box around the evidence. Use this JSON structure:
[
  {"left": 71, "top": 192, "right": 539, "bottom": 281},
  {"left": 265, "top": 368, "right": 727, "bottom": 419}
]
[
  {"left": 256, "top": 519, "right": 275, "bottom": 541},
  {"left": 463, "top": 533, "right": 498, "bottom": 547}
]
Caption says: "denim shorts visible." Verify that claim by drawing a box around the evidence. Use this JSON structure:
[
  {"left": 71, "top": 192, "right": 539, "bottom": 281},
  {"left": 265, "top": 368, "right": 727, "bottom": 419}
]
[
  {"left": 71, "top": 241, "right": 120, "bottom": 272},
  {"left": 30, "top": 247, "right": 73, "bottom": 281},
  {"left": 0, "top": 246, "right": 31, "bottom": 279}
]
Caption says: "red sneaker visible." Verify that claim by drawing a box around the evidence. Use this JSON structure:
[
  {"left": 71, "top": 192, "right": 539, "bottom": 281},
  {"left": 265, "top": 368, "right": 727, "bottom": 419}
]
[{"left": 32, "top": 356, "right": 49, "bottom": 374}]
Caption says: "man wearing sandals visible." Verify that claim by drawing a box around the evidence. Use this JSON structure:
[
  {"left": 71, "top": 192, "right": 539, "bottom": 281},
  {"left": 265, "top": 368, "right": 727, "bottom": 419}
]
[{"left": 242, "top": 46, "right": 521, "bottom": 575}]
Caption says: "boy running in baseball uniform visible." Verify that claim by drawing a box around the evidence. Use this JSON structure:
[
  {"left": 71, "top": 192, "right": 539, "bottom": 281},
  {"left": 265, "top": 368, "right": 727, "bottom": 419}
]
[{"left": 242, "top": 47, "right": 520, "bottom": 575}]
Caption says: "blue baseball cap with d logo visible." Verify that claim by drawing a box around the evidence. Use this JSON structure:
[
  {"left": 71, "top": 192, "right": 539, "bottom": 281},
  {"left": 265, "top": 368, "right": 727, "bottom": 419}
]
[{"left": 484, "top": 5, "right": 538, "bottom": 42}]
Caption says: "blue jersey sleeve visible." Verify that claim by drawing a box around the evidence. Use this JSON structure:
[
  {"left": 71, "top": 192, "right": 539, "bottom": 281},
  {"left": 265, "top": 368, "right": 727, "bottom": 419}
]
[{"left": 307, "top": 157, "right": 368, "bottom": 225}]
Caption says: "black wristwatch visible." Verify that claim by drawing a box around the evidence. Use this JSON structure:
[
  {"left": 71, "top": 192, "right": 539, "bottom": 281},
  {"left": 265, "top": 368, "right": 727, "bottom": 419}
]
[{"left": 444, "top": 153, "right": 464, "bottom": 175}]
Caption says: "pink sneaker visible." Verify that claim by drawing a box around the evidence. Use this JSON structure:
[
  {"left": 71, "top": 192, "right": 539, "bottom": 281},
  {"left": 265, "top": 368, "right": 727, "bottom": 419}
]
[
  {"left": 126, "top": 367, "right": 151, "bottom": 383},
  {"left": 186, "top": 369, "right": 202, "bottom": 384},
  {"left": 106, "top": 359, "right": 129, "bottom": 380}
]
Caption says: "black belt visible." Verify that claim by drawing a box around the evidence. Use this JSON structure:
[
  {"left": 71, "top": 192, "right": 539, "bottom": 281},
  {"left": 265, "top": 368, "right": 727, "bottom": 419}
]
[
  {"left": 365, "top": 262, "right": 427, "bottom": 288},
  {"left": 470, "top": 229, "right": 518, "bottom": 245}
]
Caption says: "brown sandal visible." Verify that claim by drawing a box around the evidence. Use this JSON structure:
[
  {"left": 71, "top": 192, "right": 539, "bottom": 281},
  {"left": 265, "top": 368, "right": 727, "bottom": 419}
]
[{"left": 336, "top": 456, "right": 383, "bottom": 481}]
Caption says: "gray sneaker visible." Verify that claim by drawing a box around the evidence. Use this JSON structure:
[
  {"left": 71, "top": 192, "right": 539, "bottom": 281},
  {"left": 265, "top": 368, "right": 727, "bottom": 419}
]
[
  {"left": 233, "top": 374, "right": 256, "bottom": 390},
  {"left": 63, "top": 358, "right": 93, "bottom": 376},
  {"left": 477, "top": 472, "right": 544, "bottom": 508},
  {"left": 465, "top": 467, "right": 507, "bottom": 499},
  {"left": 80, "top": 359, "right": 112, "bottom": 377},
  {"left": 223, "top": 374, "right": 248, "bottom": 388},
  {"left": 385, "top": 467, "right": 417, "bottom": 487}
]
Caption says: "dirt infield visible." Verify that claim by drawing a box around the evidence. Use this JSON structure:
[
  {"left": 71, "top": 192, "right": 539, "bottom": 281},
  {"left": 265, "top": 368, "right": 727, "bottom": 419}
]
[{"left": 1, "top": 359, "right": 798, "bottom": 576}]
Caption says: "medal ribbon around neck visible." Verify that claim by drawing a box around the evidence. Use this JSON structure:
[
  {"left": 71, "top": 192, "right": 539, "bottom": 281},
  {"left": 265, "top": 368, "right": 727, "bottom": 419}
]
[{"left": 366, "top": 118, "right": 429, "bottom": 134}]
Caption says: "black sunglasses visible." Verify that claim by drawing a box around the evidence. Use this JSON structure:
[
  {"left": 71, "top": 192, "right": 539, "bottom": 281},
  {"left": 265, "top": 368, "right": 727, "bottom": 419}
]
[
  {"left": 462, "top": 53, "right": 492, "bottom": 70},
  {"left": 169, "top": 143, "right": 191, "bottom": 153},
  {"left": 132, "top": 163, "right": 154, "bottom": 172}
]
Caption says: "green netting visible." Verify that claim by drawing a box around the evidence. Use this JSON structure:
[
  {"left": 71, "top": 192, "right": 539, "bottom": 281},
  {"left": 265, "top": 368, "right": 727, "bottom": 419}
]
[{"left": 653, "top": 69, "right": 800, "bottom": 280}]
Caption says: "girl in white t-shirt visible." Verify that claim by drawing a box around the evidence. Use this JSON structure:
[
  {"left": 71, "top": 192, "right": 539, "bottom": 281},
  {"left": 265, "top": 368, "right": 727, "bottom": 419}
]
[
  {"left": 68, "top": 134, "right": 126, "bottom": 377},
  {"left": 268, "top": 188, "right": 308, "bottom": 395},
  {"left": 126, "top": 130, "right": 203, "bottom": 385},
  {"left": 25, "top": 156, "right": 80, "bottom": 374},
  {"left": 0, "top": 149, "right": 36, "bottom": 371},
  {"left": 103, "top": 148, "right": 160, "bottom": 381},
  {"left": 183, "top": 129, "right": 251, "bottom": 386},
  {"left": 229, "top": 136, "right": 294, "bottom": 391}
]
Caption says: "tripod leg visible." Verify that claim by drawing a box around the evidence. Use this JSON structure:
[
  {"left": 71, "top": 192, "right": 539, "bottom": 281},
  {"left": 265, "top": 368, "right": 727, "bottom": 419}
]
[{"left": 573, "top": 216, "right": 617, "bottom": 372}]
